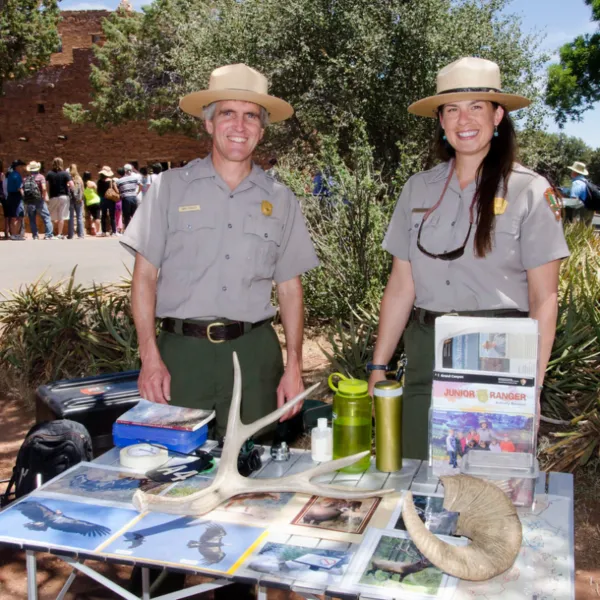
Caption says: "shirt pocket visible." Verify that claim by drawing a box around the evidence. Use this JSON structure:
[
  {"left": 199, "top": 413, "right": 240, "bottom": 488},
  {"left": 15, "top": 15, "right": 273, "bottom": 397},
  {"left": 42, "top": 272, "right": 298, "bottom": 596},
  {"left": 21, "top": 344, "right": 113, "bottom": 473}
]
[
  {"left": 244, "top": 214, "right": 284, "bottom": 279},
  {"left": 409, "top": 211, "right": 439, "bottom": 260},
  {"left": 173, "top": 209, "right": 219, "bottom": 278}
]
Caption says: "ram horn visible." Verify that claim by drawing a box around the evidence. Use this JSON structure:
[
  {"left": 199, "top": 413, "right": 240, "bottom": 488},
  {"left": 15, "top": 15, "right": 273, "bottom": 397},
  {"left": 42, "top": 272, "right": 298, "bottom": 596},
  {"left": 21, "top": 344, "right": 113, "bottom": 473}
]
[
  {"left": 133, "top": 352, "right": 394, "bottom": 516},
  {"left": 401, "top": 474, "right": 522, "bottom": 581}
]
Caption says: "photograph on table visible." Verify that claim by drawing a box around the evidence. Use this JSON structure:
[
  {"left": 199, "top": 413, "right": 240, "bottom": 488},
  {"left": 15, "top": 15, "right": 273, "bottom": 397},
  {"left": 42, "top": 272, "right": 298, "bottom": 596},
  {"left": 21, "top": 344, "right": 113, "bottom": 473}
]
[
  {"left": 38, "top": 462, "right": 171, "bottom": 507},
  {"left": 387, "top": 493, "right": 459, "bottom": 537},
  {"left": 237, "top": 538, "right": 356, "bottom": 586},
  {"left": 217, "top": 492, "right": 296, "bottom": 520},
  {"left": 340, "top": 528, "right": 462, "bottom": 599},
  {"left": 430, "top": 408, "right": 534, "bottom": 476},
  {"left": 0, "top": 495, "right": 139, "bottom": 552},
  {"left": 291, "top": 495, "right": 381, "bottom": 535},
  {"left": 99, "top": 512, "right": 267, "bottom": 574},
  {"left": 163, "top": 474, "right": 216, "bottom": 498}
]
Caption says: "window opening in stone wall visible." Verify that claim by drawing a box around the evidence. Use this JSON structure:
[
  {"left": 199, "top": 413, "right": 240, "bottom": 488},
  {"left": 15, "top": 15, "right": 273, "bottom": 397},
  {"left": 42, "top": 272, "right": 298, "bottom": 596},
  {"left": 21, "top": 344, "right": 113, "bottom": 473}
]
[
  {"left": 127, "top": 161, "right": 139, "bottom": 170},
  {"left": 91, "top": 34, "right": 103, "bottom": 44},
  {"left": 56, "top": 37, "right": 63, "bottom": 53},
  {"left": 37, "top": 104, "right": 45, "bottom": 114}
]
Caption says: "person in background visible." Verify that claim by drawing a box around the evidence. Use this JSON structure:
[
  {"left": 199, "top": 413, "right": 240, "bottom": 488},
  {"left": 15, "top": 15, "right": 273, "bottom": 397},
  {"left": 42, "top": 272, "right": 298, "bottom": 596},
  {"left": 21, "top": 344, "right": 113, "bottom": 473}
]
[
  {"left": 5, "top": 159, "right": 27, "bottom": 240},
  {"left": 114, "top": 167, "right": 125, "bottom": 234},
  {"left": 83, "top": 171, "right": 101, "bottom": 236},
  {"left": 24, "top": 161, "right": 54, "bottom": 240},
  {"left": 0, "top": 160, "right": 8, "bottom": 240},
  {"left": 477, "top": 419, "right": 494, "bottom": 444},
  {"left": 67, "top": 164, "right": 85, "bottom": 239},
  {"left": 466, "top": 428, "right": 479, "bottom": 445},
  {"left": 116, "top": 163, "right": 142, "bottom": 228},
  {"left": 477, "top": 440, "right": 490, "bottom": 451},
  {"left": 46, "top": 157, "right": 74, "bottom": 240},
  {"left": 97, "top": 166, "right": 118, "bottom": 237},
  {"left": 456, "top": 430, "right": 467, "bottom": 455},
  {"left": 565, "top": 161, "right": 594, "bottom": 225},
  {"left": 151, "top": 162, "right": 163, "bottom": 177},
  {"left": 138, "top": 167, "right": 153, "bottom": 204}
]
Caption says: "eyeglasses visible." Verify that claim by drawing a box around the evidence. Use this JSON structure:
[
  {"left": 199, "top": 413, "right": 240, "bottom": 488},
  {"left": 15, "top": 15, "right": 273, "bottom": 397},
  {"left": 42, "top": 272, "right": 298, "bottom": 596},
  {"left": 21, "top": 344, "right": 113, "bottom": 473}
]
[{"left": 416, "top": 159, "right": 476, "bottom": 261}]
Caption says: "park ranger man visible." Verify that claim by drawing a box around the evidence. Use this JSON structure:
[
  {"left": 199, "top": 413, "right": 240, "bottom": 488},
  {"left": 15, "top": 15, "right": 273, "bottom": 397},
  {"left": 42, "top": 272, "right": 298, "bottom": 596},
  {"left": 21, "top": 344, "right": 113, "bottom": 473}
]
[{"left": 121, "top": 64, "right": 319, "bottom": 437}]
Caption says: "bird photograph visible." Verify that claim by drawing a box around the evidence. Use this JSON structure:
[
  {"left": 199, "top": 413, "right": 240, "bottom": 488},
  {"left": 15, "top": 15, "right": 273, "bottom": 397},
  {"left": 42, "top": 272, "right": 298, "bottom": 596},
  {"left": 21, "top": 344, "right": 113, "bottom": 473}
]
[{"left": 187, "top": 521, "right": 229, "bottom": 566}]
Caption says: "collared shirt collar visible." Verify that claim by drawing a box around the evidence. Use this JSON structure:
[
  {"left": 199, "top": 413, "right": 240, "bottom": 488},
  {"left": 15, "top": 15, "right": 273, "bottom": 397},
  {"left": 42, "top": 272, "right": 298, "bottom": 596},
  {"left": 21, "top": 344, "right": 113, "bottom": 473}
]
[{"left": 178, "top": 154, "right": 273, "bottom": 194}]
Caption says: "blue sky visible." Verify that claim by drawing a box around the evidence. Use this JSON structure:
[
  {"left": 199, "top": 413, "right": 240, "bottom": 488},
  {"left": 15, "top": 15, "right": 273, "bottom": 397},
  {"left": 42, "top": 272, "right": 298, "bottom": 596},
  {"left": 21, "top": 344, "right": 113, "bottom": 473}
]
[{"left": 61, "top": 0, "right": 600, "bottom": 148}]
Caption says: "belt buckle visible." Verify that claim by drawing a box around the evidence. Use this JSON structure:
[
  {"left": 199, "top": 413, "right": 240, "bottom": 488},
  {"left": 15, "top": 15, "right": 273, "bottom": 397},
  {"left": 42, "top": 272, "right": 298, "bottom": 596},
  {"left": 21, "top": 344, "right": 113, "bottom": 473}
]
[{"left": 206, "top": 321, "right": 226, "bottom": 344}]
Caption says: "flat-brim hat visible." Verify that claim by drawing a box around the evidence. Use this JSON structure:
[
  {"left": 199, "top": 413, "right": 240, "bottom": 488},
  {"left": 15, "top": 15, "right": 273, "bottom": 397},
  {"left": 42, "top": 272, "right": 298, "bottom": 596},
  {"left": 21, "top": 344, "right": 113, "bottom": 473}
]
[
  {"left": 179, "top": 63, "right": 294, "bottom": 123},
  {"left": 408, "top": 57, "right": 531, "bottom": 118},
  {"left": 568, "top": 161, "right": 589, "bottom": 176},
  {"left": 26, "top": 161, "right": 41, "bottom": 173},
  {"left": 99, "top": 166, "right": 114, "bottom": 177}
]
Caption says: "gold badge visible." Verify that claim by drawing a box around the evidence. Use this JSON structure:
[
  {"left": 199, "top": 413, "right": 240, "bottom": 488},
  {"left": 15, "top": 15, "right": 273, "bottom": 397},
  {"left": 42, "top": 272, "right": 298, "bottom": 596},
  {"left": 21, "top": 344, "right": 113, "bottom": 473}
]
[
  {"left": 544, "top": 188, "right": 562, "bottom": 222},
  {"left": 261, "top": 200, "right": 273, "bottom": 216},
  {"left": 178, "top": 204, "right": 201, "bottom": 212},
  {"left": 494, "top": 197, "right": 507, "bottom": 215}
]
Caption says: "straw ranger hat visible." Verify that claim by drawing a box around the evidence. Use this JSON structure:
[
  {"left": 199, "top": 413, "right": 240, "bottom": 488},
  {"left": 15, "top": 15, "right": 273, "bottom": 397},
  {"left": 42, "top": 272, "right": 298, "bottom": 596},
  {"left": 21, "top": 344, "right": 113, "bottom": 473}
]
[
  {"left": 568, "top": 161, "right": 589, "bottom": 176},
  {"left": 179, "top": 63, "right": 294, "bottom": 123},
  {"left": 408, "top": 57, "right": 531, "bottom": 118},
  {"left": 26, "top": 161, "right": 41, "bottom": 173},
  {"left": 98, "top": 166, "right": 114, "bottom": 177}
]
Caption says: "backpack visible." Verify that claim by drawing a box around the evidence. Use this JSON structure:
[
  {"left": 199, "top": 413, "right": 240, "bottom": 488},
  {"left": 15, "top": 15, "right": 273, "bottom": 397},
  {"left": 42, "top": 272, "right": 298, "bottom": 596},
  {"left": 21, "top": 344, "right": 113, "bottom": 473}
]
[
  {"left": 70, "top": 179, "right": 83, "bottom": 204},
  {"left": 23, "top": 175, "right": 42, "bottom": 204},
  {"left": 585, "top": 181, "right": 600, "bottom": 211},
  {"left": 1, "top": 420, "right": 93, "bottom": 508}
]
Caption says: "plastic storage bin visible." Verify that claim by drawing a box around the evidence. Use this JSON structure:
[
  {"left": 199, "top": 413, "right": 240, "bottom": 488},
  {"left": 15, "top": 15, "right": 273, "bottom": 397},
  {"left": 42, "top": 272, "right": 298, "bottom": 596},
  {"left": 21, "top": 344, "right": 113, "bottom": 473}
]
[
  {"left": 36, "top": 371, "right": 141, "bottom": 453},
  {"left": 460, "top": 450, "right": 539, "bottom": 508},
  {"left": 112, "top": 423, "right": 208, "bottom": 455}
]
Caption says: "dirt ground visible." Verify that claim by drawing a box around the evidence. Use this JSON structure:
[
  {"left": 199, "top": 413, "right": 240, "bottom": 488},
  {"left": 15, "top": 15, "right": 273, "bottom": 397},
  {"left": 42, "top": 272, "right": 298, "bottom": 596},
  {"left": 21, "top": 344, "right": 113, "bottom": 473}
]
[{"left": 0, "top": 332, "right": 599, "bottom": 598}]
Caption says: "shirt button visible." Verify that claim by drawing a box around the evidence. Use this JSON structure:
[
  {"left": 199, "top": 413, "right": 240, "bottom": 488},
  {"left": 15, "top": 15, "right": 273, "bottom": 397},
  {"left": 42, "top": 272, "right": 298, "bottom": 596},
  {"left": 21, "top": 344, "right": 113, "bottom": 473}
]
[
  {"left": 222, "top": 286, "right": 227, "bottom": 292},
  {"left": 451, "top": 221, "right": 456, "bottom": 226},
  {"left": 187, "top": 224, "right": 192, "bottom": 230},
  {"left": 229, "top": 194, "right": 234, "bottom": 199},
  {"left": 264, "top": 233, "right": 268, "bottom": 238},
  {"left": 228, "top": 223, "right": 232, "bottom": 229},
  {"left": 446, "top": 280, "right": 450, "bottom": 285},
  {"left": 225, "top": 254, "right": 230, "bottom": 260}
]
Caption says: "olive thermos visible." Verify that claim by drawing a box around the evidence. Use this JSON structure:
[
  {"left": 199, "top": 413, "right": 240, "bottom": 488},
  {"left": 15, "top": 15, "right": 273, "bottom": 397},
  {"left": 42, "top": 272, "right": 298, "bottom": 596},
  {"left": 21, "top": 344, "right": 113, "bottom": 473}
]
[
  {"left": 328, "top": 373, "right": 372, "bottom": 473},
  {"left": 374, "top": 380, "right": 403, "bottom": 472}
]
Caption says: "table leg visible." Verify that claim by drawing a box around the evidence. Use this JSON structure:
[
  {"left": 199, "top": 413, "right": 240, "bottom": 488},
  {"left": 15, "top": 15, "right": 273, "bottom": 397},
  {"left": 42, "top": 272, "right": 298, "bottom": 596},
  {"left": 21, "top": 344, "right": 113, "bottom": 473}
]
[
  {"left": 25, "top": 550, "right": 38, "bottom": 600},
  {"left": 142, "top": 567, "right": 150, "bottom": 600},
  {"left": 258, "top": 584, "right": 268, "bottom": 600}
]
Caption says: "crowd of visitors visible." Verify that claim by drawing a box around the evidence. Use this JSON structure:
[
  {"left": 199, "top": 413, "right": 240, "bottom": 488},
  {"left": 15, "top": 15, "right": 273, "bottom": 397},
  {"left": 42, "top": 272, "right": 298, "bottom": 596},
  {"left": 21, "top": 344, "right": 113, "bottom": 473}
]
[{"left": 0, "top": 158, "right": 164, "bottom": 240}]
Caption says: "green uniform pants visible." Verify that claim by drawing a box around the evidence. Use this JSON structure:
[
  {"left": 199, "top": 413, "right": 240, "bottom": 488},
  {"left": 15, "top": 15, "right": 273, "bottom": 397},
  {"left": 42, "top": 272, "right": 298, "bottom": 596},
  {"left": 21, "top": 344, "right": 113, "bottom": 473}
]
[
  {"left": 402, "top": 319, "right": 435, "bottom": 460},
  {"left": 157, "top": 321, "right": 284, "bottom": 438}
]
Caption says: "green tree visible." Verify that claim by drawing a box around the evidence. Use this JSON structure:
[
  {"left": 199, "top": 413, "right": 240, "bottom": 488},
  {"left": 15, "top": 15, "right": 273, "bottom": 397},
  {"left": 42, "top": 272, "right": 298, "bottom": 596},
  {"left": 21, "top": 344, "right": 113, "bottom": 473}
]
[
  {"left": 546, "top": 0, "right": 600, "bottom": 125},
  {"left": 0, "top": 0, "right": 61, "bottom": 94},
  {"left": 66, "top": 0, "right": 547, "bottom": 174}
]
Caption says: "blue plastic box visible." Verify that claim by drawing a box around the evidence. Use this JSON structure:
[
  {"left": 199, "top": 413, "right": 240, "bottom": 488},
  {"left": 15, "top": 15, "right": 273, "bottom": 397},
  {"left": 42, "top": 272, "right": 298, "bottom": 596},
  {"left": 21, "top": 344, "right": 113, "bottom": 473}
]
[{"left": 112, "top": 422, "right": 208, "bottom": 454}]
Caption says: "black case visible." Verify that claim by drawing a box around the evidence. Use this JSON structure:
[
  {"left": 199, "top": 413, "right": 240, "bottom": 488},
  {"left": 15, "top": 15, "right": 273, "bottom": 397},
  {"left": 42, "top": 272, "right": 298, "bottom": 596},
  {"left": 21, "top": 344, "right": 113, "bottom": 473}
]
[{"left": 35, "top": 371, "right": 141, "bottom": 453}]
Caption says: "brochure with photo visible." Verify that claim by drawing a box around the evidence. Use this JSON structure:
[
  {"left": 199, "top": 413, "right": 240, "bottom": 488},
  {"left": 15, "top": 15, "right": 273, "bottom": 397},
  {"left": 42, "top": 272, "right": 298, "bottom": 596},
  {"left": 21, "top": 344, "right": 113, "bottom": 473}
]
[
  {"left": 116, "top": 399, "right": 215, "bottom": 432},
  {"left": 387, "top": 493, "right": 459, "bottom": 538}
]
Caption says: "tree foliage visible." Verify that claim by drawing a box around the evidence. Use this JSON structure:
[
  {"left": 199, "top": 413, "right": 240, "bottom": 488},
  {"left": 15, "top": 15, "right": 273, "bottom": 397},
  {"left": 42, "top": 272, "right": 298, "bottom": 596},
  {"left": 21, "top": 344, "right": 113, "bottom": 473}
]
[
  {"left": 66, "top": 0, "right": 547, "bottom": 174},
  {"left": 0, "top": 0, "right": 61, "bottom": 94},
  {"left": 546, "top": 0, "right": 600, "bottom": 125}
]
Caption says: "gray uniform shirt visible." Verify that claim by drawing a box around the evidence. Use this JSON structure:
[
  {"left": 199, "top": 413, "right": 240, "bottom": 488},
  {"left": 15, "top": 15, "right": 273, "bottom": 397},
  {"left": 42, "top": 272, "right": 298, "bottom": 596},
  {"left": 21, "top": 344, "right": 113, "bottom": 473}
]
[
  {"left": 120, "top": 156, "right": 319, "bottom": 321},
  {"left": 383, "top": 162, "right": 570, "bottom": 312}
]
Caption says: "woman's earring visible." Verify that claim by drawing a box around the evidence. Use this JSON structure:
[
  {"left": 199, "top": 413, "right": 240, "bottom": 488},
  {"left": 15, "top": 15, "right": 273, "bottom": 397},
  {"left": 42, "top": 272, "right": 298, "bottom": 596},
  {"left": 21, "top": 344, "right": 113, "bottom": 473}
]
[
  {"left": 442, "top": 131, "right": 447, "bottom": 141},
  {"left": 493, "top": 126, "right": 499, "bottom": 138}
]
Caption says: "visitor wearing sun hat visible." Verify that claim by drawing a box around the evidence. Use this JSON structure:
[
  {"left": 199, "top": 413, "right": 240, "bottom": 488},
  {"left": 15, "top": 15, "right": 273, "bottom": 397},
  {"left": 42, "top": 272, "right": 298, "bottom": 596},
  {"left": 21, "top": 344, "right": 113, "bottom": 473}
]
[
  {"left": 120, "top": 63, "right": 318, "bottom": 450},
  {"left": 24, "top": 161, "right": 54, "bottom": 240},
  {"left": 565, "top": 161, "right": 593, "bottom": 224},
  {"left": 368, "top": 56, "right": 569, "bottom": 461}
]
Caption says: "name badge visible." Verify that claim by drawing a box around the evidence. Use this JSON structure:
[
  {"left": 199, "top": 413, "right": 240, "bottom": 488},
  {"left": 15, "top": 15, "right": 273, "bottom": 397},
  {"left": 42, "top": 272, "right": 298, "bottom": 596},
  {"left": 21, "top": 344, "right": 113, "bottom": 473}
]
[
  {"left": 411, "top": 208, "right": 429, "bottom": 214},
  {"left": 494, "top": 197, "right": 508, "bottom": 215},
  {"left": 179, "top": 204, "right": 201, "bottom": 213}
]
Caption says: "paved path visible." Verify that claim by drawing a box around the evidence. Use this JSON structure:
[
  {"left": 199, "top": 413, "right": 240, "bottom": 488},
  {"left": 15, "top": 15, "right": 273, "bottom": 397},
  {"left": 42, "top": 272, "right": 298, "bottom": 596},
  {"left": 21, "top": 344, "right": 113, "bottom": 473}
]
[{"left": 0, "top": 236, "right": 135, "bottom": 296}]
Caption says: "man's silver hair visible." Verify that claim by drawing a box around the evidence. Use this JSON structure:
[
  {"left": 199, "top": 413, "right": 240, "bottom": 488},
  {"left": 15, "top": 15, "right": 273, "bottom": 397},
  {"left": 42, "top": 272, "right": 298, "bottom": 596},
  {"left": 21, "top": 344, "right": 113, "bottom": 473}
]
[{"left": 203, "top": 101, "right": 269, "bottom": 127}]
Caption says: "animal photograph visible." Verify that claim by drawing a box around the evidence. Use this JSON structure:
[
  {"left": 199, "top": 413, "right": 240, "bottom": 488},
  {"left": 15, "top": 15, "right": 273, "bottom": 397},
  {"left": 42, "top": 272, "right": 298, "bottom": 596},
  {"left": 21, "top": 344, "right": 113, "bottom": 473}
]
[
  {"left": 164, "top": 474, "right": 216, "bottom": 497},
  {"left": 41, "top": 463, "right": 170, "bottom": 505},
  {"left": 240, "top": 541, "right": 355, "bottom": 586},
  {"left": 393, "top": 494, "right": 459, "bottom": 537},
  {"left": 219, "top": 492, "right": 295, "bottom": 520},
  {"left": 292, "top": 496, "right": 380, "bottom": 534},
  {"left": 358, "top": 534, "right": 444, "bottom": 597},
  {"left": 101, "top": 513, "right": 266, "bottom": 573},
  {"left": 0, "top": 496, "right": 138, "bottom": 551}
]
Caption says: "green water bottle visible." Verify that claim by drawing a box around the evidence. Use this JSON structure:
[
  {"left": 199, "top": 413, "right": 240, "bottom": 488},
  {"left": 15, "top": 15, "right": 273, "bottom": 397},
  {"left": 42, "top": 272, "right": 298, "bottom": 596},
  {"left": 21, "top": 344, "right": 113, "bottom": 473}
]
[{"left": 328, "top": 373, "right": 372, "bottom": 473}]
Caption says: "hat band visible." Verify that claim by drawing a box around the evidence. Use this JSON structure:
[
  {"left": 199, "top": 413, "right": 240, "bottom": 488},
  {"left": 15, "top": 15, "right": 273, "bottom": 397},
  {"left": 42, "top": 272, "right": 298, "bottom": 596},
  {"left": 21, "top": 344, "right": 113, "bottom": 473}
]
[{"left": 439, "top": 86, "right": 502, "bottom": 95}]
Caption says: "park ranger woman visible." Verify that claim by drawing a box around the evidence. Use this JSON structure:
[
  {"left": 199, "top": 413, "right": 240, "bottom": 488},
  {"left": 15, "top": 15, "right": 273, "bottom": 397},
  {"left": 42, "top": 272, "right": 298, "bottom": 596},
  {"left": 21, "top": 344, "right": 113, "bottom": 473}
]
[{"left": 368, "top": 57, "right": 569, "bottom": 460}]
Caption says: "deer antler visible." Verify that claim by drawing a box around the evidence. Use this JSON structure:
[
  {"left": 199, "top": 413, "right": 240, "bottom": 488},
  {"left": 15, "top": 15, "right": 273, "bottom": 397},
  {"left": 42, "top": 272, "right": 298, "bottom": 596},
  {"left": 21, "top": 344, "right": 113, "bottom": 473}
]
[{"left": 133, "top": 352, "right": 394, "bottom": 516}]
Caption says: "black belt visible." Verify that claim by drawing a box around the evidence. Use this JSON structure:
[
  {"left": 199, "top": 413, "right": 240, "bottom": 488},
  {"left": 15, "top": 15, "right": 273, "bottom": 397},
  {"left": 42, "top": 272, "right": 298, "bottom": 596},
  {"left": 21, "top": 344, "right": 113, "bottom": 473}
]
[
  {"left": 161, "top": 318, "right": 271, "bottom": 343},
  {"left": 411, "top": 307, "right": 528, "bottom": 327}
]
